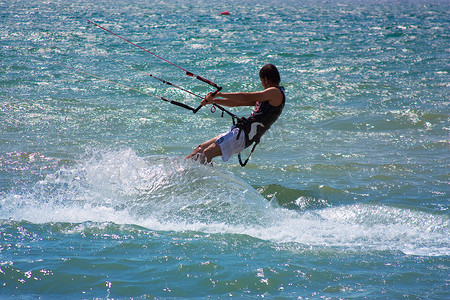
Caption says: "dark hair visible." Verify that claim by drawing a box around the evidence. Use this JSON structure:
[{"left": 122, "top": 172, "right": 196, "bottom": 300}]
[{"left": 259, "top": 64, "right": 281, "bottom": 85}]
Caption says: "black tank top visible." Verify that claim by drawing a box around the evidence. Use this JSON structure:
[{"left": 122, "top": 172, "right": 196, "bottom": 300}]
[{"left": 236, "top": 86, "right": 285, "bottom": 147}]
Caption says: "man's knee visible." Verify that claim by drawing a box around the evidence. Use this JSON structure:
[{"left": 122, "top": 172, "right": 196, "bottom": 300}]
[
  {"left": 195, "top": 144, "right": 206, "bottom": 153},
  {"left": 203, "top": 143, "right": 221, "bottom": 161}
]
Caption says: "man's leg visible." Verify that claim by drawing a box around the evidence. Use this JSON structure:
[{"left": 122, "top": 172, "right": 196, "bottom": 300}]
[
  {"left": 202, "top": 142, "right": 222, "bottom": 163},
  {"left": 186, "top": 136, "right": 222, "bottom": 163}
]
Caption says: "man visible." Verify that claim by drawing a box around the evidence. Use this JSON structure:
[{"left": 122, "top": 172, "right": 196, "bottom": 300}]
[{"left": 186, "top": 64, "right": 285, "bottom": 165}]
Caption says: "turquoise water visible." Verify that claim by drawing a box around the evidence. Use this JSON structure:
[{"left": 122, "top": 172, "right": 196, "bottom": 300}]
[{"left": 1, "top": 0, "right": 449, "bottom": 298}]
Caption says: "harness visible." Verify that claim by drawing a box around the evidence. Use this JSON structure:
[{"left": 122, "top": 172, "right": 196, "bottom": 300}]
[
  {"left": 234, "top": 86, "right": 286, "bottom": 167},
  {"left": 237, "top": 128, "right": 260, "bottom": 166}
]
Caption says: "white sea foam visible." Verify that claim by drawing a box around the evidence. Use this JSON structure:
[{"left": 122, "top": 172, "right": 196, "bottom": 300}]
[{"left": 1, "top": 149, "right": 448, "bottom": 256}]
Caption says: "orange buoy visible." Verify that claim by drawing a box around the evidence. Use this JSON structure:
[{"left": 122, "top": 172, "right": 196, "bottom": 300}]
[{"left": 220, "top": 11, "right": 230, "bottom": 16}]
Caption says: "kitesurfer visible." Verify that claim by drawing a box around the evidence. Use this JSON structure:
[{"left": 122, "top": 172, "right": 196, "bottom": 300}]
[{"left": 186, "top": 64, "right": 285, "bottom": 165}]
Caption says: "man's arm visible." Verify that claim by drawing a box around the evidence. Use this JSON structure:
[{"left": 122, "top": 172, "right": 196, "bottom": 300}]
[{"left": 202, "top": 87, "right": 282, "bottom": 107}]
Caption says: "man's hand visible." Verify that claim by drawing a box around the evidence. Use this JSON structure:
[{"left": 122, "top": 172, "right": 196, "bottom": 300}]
[{"left": 202, "top": 92, "right": 214, "bottom": 106}]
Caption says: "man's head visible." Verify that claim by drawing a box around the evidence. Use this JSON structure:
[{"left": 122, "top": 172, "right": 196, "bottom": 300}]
[{"left": 259, "top": 64, "right": 281, "bottom": 86}]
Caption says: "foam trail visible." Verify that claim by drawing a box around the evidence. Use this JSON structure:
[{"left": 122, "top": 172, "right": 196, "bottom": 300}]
[
  {"left": 262, "top": 205, "right": 449, "bottom": 256},
  {"left": 0, "top": 149, "right": 272, "bottom": 227}
]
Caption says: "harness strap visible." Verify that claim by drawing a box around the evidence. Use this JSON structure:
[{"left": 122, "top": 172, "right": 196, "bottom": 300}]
[
  {"left": 235, "top": 117, "right": 259, "bottom": 167},
  {"left": 238, "top": 141, "right": 259, "bottom": 167}
]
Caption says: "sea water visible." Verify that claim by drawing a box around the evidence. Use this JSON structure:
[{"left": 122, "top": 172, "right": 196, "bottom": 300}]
[{"left": 1, "top": 0, "right": 449, "bottom": 298}]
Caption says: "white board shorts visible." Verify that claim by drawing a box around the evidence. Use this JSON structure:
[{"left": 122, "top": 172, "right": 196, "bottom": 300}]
[{"left": 215, "top": 126, "right": 245, "bottom": 162}]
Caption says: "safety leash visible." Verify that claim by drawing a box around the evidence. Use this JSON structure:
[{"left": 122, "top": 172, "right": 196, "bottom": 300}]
[
  {"left": 84, "top": 19, "right": 241, "bottom": 120},
  {"left": 85, "top": 19, "right": 221, "bottom": 91}
]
